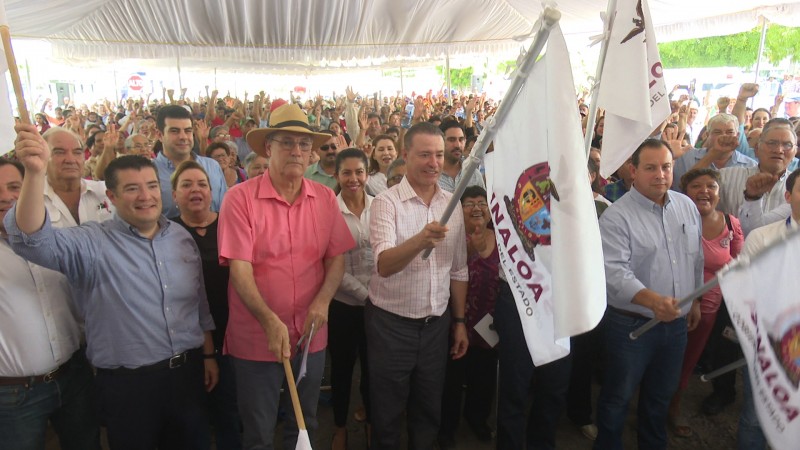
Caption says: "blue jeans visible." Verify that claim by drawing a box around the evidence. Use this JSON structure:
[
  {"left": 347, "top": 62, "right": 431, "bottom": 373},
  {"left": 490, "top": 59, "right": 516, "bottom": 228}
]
[
  {"left": 0, "top": 349, "right": 100, "bottom": 450},
  {"left": 738, "top": 370, "right": 767, "bottom": 450},
  {"left": 593, "top": 310, "right": 687, "bottom": 450}
]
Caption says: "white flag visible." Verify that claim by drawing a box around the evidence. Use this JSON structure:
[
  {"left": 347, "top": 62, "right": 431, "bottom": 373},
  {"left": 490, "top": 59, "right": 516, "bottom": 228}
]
[
  {"left": 0, "top": 3, "right": 18, "bottom": 155},
  {"left": 295, "top": 429, "right": 313, "bottom": 450},
  {"left": 596, "top": 0, "right": 670, "bottom": 178},
  {"left": 719, "top": 230, "right": 800, "bottom": 449},
  {"left": 485, "top": 23, "right": 606, "bottom": 366}
]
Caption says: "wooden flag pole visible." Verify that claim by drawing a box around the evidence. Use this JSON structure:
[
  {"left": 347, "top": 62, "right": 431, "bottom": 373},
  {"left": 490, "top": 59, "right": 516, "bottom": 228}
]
[
  {"left": 0, "top": 24, "right": 30, "bottom": 124},
  {"left": 282, "top": 358, "right": 307, "bottom": 431}
]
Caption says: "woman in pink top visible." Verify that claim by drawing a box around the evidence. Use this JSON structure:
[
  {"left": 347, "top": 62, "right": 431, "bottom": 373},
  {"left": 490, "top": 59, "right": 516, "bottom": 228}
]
[{"left": 669, "top": 168, "right": 744, "bottom": 437}]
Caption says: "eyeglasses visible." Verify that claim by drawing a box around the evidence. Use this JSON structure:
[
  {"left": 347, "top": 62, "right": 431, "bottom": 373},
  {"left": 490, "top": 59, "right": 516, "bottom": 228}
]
[
  {"left": 762, "top": 140, "right": 796, "bottom": 151},
  {"left": 271, "top": 138, "right": 313, "bottom": 152},
  {"left": 215, "top": 133, "right": 231, "bottom": 138},
  {"left": 462, "top": 201, "right": 488, "bottom": 209},
  {"left": 320, "top": 144, "right": 338, "bottom": 151}
]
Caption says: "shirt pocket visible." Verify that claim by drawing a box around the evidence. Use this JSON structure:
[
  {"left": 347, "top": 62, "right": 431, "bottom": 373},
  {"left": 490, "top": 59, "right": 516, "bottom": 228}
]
[{"left": 682, "top": 224, "right": 700, "bottom": 255}]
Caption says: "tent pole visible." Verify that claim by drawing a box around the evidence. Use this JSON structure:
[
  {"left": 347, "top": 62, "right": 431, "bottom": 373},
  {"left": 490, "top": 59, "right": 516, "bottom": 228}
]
[
  {"left": 176, "top": 52, "right": 183, "bottom": 93},
  {"left": 446, "top": 52, "right": 452, "bottom": 106},
  {"left": 113, "top": 68, "right": 119, "bottom": 106},
  {"left": 753, "top": 17, "right": 768, "bottom": 107},
  {"left": 400, "top": 67, "right": 404, "bottom": 95},
  {"left": 214, "top": 67, "right": 217, "bottom": 91},
  {"left": 584, "top": 0, "right": 618, "bottom": 157}
]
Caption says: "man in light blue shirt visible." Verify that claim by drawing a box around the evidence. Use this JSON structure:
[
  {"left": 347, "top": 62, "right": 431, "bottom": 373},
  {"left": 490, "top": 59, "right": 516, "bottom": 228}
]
[
  {"left": 437, "top": 120, "right": 484, "bottom": 193},
  {"left": 671, "top": 114, "right": 756, "bottom": 191},
  {"left": 6, "top": 129, "right": 217, "bottom": 449},
  {"left": 594, "top": 139, "right": 703, "bottom": 450},
  {"left": 154, "top": 105, "right": 227, "bottom": 217}
]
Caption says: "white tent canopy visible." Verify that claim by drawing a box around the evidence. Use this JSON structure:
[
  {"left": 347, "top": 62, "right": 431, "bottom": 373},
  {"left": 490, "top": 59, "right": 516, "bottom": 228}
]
[{"left": 6, "top": 0, "right": 800, "bottom": 71}]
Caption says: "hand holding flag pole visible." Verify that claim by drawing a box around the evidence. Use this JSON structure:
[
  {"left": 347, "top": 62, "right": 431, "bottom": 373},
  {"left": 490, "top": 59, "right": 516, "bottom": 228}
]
[
  {"left": 630, "top": 226, "right": 800, "bottom": 340},
  {"left": 422, "top": 6, "right": 562, "bottom": 260}
]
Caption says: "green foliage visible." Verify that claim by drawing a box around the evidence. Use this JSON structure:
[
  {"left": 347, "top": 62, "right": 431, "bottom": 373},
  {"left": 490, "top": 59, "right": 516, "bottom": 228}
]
[
  {"left": 435, "top": 66, "right": 474, "bottom": 90},
  {"left": 658, "top": 24, "right": 800, "bottom": 69}
]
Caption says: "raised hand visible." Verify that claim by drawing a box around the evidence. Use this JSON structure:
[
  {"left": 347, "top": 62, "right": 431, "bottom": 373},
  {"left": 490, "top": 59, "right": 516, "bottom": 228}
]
[{"left": 14, "top": 123, "right": 50, "bottom": 175}]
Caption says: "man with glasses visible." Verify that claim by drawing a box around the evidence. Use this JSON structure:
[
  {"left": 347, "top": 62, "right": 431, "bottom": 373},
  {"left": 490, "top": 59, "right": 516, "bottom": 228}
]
[
  {"left": 719, "top": 124, "right": 798, "bottom": 217},
  {"left": 124, "top": 134, "right": 153, "bottom": 158},
  {"left": 152, "top": 105, "right": 227, "bottom": 217},
  {"left": 304, "top": 130, "right": 341, "bottom": 190},
  {"left": 218, "top": 103, "right": 355, "bottom": 449}
]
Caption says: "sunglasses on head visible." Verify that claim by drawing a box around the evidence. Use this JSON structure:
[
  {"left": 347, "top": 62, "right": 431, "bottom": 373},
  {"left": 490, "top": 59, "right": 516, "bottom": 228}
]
[{"left": 320, "top": 144, "right": 338, "bottom": 151}]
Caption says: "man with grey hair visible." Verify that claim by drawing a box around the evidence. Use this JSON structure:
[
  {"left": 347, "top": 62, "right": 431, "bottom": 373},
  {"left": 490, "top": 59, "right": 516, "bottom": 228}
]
[
  {"left": 41, "top": 128, "right": 113, "bottom": 227},
  {"left": 124, "top": 134, "right": 153, "bottom": 158},
  {"left": 671, "top": 113, "right": 756, "bottom": 191}
]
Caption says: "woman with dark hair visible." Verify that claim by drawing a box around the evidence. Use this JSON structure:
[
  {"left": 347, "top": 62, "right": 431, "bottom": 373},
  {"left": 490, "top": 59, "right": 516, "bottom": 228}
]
[
  {"left": 329, "top": 148, "right": 373, "bottom": 450},
  {"left": 668, "top": 168, "right": 743, "bottom": 437},
  {"left": 170, "top": 160, "right": 241, "bottom": 450},
  {"left": 591, "top": 116, "right": 604, "bottom": 149},
  {"left": 365, "top": 134, "right": 398, "bottom": 196},
  {"left": 208, "top": 142, "right": 245, "bottom": 187},
  {"left": 752, "top": 108, "right": 771, "bottom": 130},
  {"left": 440, "top": 185, "right": 500, "bottom": 447}
]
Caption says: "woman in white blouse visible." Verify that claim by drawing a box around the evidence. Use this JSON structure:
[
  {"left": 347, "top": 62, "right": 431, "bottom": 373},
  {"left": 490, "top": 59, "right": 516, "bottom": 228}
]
[
  {"left": 330, "top": 148, "right": 374, "bottom": 450},
  {"left": 365, "top": 134, "right": 398, "bottom": 196}
]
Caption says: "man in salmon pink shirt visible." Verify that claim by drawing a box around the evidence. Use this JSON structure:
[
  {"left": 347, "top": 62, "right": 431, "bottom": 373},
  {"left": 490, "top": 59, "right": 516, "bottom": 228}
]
[{"left": 218, "top": 104, "right": 355, "bottom": 449}]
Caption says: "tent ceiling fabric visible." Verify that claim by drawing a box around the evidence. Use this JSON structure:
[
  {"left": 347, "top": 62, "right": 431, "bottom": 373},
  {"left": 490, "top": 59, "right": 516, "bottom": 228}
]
[{"left": 6, "top": 0, "right": 800, "bottom": 70}]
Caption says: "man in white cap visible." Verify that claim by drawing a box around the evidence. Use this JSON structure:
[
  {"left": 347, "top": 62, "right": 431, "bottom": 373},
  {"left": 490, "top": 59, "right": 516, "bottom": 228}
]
[{"left": 218, "top": 103, "right": 355, "bottom": 448}]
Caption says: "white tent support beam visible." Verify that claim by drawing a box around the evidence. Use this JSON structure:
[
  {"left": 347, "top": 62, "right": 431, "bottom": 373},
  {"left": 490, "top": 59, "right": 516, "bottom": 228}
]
[
  {"left": 753, "top": 17, "right": 768, "bottom": 97},
  {"left": 446, "top": 52, "right": 452, "bottom": 106}
]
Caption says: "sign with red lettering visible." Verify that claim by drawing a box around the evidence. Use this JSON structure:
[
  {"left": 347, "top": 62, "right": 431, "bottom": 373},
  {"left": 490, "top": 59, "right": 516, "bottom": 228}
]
[{"left": 128, "top": 75, "right": 144, "bottom": 91}]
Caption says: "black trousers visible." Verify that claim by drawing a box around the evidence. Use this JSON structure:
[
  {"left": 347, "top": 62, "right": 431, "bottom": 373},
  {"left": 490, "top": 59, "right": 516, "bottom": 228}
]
[
  {"left": 95, "top": 351, "right": 210, "bottom": 450},
  {"left": 328, "top": 299, "right": 370, "bottom": 427},
  {"left": 366, "top": 301, "right": 450, "bottom": 450},
  {"left": 566, "top": 320, "right": 604, "bottom": 426},
  {"left": 440, "top": 345, "right": 498, "bottom": 437},
  {"left": 494, "top": 281, "right": 571, "bottom": 450},
  {"left": 706, "top": 301, "right": 741, "bottom": 398}
]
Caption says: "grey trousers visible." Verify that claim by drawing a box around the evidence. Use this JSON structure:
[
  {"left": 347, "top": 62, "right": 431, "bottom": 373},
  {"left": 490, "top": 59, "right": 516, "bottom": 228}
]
[
  {"left": 366, "top": 301, "right": 451, "bottom": 450},
  {"left": 232, "top": 351, "right": 325, "bottom": 450}
]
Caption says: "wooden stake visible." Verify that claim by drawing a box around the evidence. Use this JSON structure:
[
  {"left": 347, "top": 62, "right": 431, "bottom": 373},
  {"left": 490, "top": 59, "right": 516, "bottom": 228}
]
[{"left": 0, "top": 25, "right": 30, "bottom": 124}]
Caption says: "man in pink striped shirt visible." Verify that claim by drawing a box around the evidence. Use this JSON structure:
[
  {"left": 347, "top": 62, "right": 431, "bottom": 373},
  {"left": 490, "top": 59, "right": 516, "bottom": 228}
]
[{"left": 367, "top": 121, "right": 469, "bottom": 449}]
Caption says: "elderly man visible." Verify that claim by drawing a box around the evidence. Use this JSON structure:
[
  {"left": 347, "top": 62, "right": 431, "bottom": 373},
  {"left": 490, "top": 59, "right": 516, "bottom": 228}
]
[
  {"left": 218, "top": 103, "right": 354, "bottom": 449},
  {"left": 303, "top": 129, "right": 341, "bottom": 190},
  {"left": 594, "top": 139, "right": 703, "bottom": 450},
  {"left": 367, "top": 122, "right": 469, "bottom": 449},
  {"left": 0, "top": 159, "right": 100, "bottom": 450},
  {"left": 7, "top": 124, "right": 218, "bottom": 449},
  {"left": 671, "top": 114, "right": 756, "bottom": 190},
  {"left": 437, "top": 120, "right": 484, "bottom": 193},
  {"left": 41, "top": 128, "right": 113, "bottom": 227},
  {"left": 719, "top": 124, "right": 798, "bottom": 216}
]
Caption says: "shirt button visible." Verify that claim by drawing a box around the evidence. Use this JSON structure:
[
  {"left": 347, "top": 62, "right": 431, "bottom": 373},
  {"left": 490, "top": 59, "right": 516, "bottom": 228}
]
[
  {"left": 672, "top": 260, "right": 677, "bottom": 264},
  {"left": 163, "top": 285, "right": 168, "bottom": 289}
]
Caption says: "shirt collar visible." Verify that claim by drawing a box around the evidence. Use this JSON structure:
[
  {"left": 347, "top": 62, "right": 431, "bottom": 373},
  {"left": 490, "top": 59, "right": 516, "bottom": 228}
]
[
  {"left": 396, "top": 176, "right": 446, "bottom": 204},
  {"left": 337, "top": 192, "right": 373, "bottom": 215},
  {"left": 111, "top": 213, "right": 171, "bottom": 239},
  {"left": 312, "top": 162, "right": 334, "bottom": 178},
  {"left": 43, "top": 177, "right": 89, "bottom": 198},
  {"left": 156, "top": 151, "right": 195, "bottom": 170},
  {"left": 257, "top": 170, "right": 316, "bottom": 202},
  {"left": 629, "top": 185, "right": 671, "bottom": 212}
]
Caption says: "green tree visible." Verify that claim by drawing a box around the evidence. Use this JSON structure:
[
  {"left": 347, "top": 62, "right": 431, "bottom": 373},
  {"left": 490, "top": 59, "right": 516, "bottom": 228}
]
[
  {"left": 436, "top": 66, "right": 474, "bottom": 90},
  {"left": 658, "top": 24, "right": 800, "bottom": 69}
]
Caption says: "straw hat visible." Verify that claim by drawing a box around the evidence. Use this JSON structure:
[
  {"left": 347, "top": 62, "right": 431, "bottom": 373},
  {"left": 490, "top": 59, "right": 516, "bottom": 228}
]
[{"left": 246, "top": 103, "right": 329, "bottom": 157}]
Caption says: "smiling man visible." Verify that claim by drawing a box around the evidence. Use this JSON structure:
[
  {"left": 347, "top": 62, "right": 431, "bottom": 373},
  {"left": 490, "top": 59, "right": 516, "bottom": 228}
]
[
  {"left": 595, "top": 138, "right": 703, "bottom": 450},
  {"left": 6, "top": 124, "right": 218, "bottom": 449},
  {"left": 153, "top": 105, "right": 227, "bottom": 217},
  {"left": 367, "top": 121, "right": 469, "bottom": 449},
  {"left": 437, "top": 120, "right": 484, "bottom": 193}
]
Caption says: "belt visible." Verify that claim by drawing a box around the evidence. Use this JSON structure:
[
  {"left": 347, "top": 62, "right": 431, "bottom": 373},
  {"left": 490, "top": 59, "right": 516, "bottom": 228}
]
[
  {"left": 0, "top": 358, "right": 72, "bottom": 387},
  {"left": 608, "top": 306, "right": 651, "bottom": 320},
  {"left": 97, "top": 348, "right": 202, "bottom": 375},
  {"left": 369, "top": 300, "right": 443, "bottom": 325}
]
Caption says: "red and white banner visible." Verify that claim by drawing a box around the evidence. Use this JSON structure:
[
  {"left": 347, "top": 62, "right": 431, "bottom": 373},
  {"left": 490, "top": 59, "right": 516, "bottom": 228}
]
[
  {"left": 485, "top": 23, "right": 606, "bottom": 366},
  {"left": 720, "top": 230, "right": 800, "bottom": 449},
  {"left": 596, "top": 0, "right": 670, "bottom": 178}
]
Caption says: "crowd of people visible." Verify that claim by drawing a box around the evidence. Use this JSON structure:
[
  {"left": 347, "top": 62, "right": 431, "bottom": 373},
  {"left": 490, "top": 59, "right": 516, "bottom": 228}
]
[{"left": 1, "top": 76, "right": 800, "bottom": 450}]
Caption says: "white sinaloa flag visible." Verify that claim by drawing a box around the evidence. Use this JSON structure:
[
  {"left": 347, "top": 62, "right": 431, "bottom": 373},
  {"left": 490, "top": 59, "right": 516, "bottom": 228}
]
[
  {"left": 295, "top": 429, "right": 312, "bottom": 450},
  {"left": 485, "top": 23, "right": 606, "bottom": 366},
  {"left": 596, "top": 0, "right": 670, "bottom": 179},
  {"left": 719, "top": 229, "right": 800, "bottom": 449},
  {"left": 0, "top": 2, "right": 17, "bottom": 155}
]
